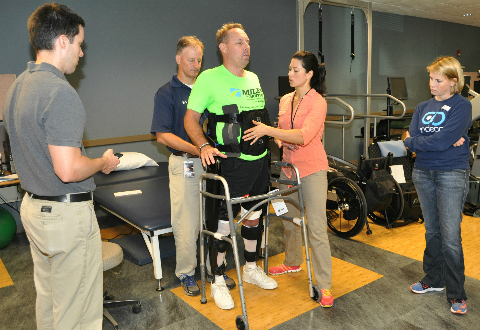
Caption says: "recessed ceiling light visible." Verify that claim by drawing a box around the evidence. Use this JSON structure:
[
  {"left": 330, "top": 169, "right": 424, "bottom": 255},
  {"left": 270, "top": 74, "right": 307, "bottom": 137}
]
[{"left": 463, "top": 13, "right": 472, "bottom": 17}]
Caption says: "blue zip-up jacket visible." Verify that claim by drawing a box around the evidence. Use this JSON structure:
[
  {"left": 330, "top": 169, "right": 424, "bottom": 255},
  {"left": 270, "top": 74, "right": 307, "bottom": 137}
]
[{"left": 404, "top": 93, "right": 472, "bottom": 170}]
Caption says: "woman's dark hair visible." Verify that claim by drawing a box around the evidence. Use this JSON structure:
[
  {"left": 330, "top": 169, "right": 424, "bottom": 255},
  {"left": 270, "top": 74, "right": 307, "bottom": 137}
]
[
  {"left": 28, "top": 3, "right": 85, "bottom": 52},
  {"left": 292, "top": 51, "right": 326, "bottom": 95}
]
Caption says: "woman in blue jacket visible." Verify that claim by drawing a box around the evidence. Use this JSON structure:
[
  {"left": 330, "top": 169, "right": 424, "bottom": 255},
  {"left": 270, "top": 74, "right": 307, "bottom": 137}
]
[{"left": 404, "top": 56, "right": 471, "bottom": 315}]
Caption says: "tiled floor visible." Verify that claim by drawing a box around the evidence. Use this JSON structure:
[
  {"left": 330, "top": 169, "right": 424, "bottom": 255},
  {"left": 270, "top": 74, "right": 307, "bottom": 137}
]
[{"left": 1, "top": 209, "right": 479, "bottom": 330}]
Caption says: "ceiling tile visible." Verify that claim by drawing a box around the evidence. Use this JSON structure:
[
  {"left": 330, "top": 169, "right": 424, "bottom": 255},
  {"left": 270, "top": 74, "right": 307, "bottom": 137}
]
[{"left": 365, "top": 0, "right": 480, "bottom": 27}]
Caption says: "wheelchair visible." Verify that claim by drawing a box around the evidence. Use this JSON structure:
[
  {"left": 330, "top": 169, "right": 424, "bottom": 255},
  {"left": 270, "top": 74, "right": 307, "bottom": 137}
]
[
  {"left": 366, "top": 142, "right": 423, "bottom": 228},
  {"left": 325, "top": 154, "right": 370, "bottom": 238},
  {"left": 325, "top": 142, "right": 423, "bottom": 238}
]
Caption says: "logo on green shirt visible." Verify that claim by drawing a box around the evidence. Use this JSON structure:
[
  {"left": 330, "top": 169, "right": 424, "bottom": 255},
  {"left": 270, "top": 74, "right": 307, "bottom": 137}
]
[
  {"left": 229, "top": 87, "right": 263, "bottom": 99},
  {"left": 230, "top": 88, "right": 241, "bottom": 97},
  {"left": 242, "top": 88, "right": 263, "bottom": 99}
]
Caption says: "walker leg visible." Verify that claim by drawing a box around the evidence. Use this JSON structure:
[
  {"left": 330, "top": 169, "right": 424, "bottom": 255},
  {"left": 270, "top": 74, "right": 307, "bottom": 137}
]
[
  {"left": 231, "top": 230, "right": 249, "bottom": 327},
  {"left": 263, "top": 213, "right": 270, "bottom": 274},
  {"left": 256, "top": 214, "right": 265, "bottom": 259},
  {"left": 300, "top": 214, "right": 315, "bottom": 297},
  {"left": 200, "top": 233, "right": 207, "bottom": 304}
]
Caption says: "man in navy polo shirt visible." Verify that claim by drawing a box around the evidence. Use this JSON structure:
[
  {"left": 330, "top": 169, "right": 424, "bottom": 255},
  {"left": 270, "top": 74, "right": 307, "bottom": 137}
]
[{"left": 151, "top": 36, "right": 234, "bottom": 296}]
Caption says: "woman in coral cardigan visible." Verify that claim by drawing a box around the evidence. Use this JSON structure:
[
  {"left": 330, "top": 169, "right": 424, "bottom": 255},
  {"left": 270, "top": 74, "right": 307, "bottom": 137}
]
[{"left": 243, "top": 50, "right": 332, "bottom": 307}]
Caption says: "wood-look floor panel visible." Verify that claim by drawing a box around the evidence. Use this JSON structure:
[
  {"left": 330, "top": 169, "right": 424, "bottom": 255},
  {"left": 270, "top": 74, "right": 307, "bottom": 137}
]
[
  {"left": 350, "top": 215, "right": 480, "bottom": 280},
  {"left": 172, "top": 251, "right": 382, "bottom": 330},
  {"left": 0, "top": 257, "right": 13, "bottom": 289}
]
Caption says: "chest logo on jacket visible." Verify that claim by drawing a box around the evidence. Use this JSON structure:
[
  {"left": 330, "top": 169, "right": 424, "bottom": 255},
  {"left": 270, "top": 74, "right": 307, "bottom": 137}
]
[{"left": 421, "top": 112, "right": 446, "bottom": 133}]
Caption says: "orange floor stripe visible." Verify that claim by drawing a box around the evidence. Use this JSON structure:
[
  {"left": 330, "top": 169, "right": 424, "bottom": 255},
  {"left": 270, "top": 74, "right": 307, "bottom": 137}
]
[{"left": 0, "top": 257, "right": 14, "bottom": 289}]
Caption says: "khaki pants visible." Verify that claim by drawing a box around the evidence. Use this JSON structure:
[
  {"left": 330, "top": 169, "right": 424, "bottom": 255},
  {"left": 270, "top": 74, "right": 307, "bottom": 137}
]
[
  {"left": 21, "top": 194, "right": 103, "bottom": 330},
  {"left": 280, "top": 170, "right": 332, "bottom": 288},
  {"left": 169, "top": 154, "right": 205, "bottom": 278}
]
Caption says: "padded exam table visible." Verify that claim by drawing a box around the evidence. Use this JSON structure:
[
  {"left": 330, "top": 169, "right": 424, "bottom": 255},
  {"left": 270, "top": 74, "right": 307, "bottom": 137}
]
[{"left": 93, "top": 163, "right": 172, "bottom": 291}]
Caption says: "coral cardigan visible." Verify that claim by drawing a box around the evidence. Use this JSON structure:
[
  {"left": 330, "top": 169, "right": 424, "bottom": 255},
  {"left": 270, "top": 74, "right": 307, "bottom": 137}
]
[{"left": 278, "top": 89, "right": 328, "bottom": 179}]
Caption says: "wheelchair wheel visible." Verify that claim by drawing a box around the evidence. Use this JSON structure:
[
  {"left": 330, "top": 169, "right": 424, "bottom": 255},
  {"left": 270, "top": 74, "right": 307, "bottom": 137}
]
[
  {"left": 367, "top": 180, "right": 404, "bottom": 227},
  {"left": 326, "top": 177, "right": 367, "bottom": 238}
]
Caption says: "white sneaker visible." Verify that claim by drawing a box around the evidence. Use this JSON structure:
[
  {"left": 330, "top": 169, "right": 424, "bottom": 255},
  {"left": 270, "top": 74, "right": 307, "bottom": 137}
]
[
  {"left": 210, "top": 278, "right": 234, "bottom": 310},
  {"left": 243, "top": 265, "right": 278, "bottom": 289}
]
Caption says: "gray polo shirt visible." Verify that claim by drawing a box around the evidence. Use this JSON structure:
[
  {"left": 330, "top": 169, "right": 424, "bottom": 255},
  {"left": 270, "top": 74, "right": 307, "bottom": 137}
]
[{"left": 3, "top": 62, "right": 95, "bottom": 195}]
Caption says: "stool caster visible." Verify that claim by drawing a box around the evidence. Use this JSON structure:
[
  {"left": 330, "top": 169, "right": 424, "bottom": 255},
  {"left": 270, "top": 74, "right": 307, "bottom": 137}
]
[{"left": 132, "top": 302, "right": 141, "bottom": 314}]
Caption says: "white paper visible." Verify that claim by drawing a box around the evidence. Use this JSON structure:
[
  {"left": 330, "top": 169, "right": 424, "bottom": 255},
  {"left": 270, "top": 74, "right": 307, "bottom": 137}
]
[
  {"left": 267, "top": 188, "right": 288, "bottom": 216},
  {"left": 0, "top": 174, "right": 18, "bottom": 181},
  {"left": 271, "top": 199, "right": 288, "bottom": 216},
  {"left": 390, "top": 165, "right": 406, "bottom": 183}
]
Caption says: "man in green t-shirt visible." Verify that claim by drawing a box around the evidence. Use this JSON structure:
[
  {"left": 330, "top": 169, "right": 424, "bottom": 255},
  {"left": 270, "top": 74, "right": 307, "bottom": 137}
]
[{"left": 185, "top": 23, "right": 277, "bottom": 310}]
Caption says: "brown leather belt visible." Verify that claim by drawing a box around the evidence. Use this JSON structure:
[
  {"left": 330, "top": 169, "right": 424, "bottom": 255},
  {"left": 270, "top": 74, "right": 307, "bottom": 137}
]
[
  {"left": 173, "top": 152, "right": 199, "bottom": 158},
  {"left": 28, "top": 191, "right": 93, "bottom": 203}
]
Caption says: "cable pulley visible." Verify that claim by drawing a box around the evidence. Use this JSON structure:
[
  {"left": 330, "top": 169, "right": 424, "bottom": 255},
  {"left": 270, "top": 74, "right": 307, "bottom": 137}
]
[
  {"left": 318, "top": 3, "right": 324, "bottom": 64},
  {"left": 350, "top": 7, "right": 355, "bottom": 72}
]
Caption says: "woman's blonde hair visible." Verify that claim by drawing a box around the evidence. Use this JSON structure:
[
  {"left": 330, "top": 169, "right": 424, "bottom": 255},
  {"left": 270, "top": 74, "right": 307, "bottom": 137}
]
[{"left": 427, "top": 56, "right": 464, "bottom": 94}]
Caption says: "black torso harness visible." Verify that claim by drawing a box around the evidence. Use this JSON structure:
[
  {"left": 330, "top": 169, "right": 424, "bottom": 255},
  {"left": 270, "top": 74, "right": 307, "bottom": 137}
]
[{"left": 208, "top": 105, "right": 271, "bottom": 157}]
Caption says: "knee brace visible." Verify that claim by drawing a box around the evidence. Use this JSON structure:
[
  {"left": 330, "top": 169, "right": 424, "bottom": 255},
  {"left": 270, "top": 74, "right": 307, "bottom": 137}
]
[
  {"left": 240, "top": 207, "right": 262, "bottom": 221},
  {"left": 213, "top": 236, "right": 230, "bottom": 254},
  {"left": 241, "top": 224, "right": 263, "bottom": 241}
]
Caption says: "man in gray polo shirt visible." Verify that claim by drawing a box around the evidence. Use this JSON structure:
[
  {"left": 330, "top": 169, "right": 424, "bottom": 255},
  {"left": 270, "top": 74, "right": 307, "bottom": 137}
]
[{"left": 3, "top": 4, "right": 119, "bottom": 329}]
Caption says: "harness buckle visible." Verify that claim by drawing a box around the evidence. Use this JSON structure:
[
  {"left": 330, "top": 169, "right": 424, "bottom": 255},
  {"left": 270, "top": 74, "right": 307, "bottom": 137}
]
[
  {"left": 230, "top": 144, "right": 241, "bottom": 153},
  {"left": 230, "top": 113, "right": 239, "bottom": 124}
]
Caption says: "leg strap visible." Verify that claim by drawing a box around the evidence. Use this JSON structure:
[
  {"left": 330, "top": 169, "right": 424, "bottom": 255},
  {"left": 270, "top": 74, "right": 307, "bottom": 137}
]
[
  {"left": 214, "top": 262, "right": 226, "bottom": 276},
  {"left": 244, "top": 250, "right": 258, "bottom": 263},
  {"left": 214, "top": 236, "right": 230, "bottom": 253},
  {"left": 241, "top": 224, "right": 263, "bottom": 240}
]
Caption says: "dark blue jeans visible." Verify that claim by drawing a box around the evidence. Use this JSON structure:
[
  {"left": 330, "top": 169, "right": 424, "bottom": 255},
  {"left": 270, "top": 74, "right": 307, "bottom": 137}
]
[{"left": 412, "top": 167, "right": 469, "bottom": 302}]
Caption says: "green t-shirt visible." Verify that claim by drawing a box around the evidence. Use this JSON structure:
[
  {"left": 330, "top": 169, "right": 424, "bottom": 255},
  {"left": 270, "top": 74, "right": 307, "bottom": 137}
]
[{"left": 188, "top": 65, "right": 266, "bottom": 160}]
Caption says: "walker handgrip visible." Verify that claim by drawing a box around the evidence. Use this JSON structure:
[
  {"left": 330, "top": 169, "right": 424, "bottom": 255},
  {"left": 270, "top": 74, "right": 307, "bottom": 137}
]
[
  {"left": 273, "top": 161, "right": 290, "bottom": 168},
  {"left": 204, "top": 173, "right": 219, "bottom": 180},
  {"left": 271, "top": 179, "right": 299, "bottom": 186}
]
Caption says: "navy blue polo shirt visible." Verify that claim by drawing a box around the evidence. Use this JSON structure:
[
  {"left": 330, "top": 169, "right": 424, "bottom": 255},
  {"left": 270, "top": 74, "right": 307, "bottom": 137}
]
[{"left": 150, "top": 75, "right": 206, "bottom": 154}]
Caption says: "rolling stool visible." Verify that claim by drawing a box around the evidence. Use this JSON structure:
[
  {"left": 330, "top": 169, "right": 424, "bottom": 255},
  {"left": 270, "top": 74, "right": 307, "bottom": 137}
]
[{"left": 102, "top": 241, "right": 141, "bottom": 330}]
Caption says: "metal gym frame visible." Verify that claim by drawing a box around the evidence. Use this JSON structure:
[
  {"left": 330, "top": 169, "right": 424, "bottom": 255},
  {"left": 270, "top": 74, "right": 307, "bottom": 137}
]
[{"left": 296, "top": 0, "right": 407, "bottom": 158}]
